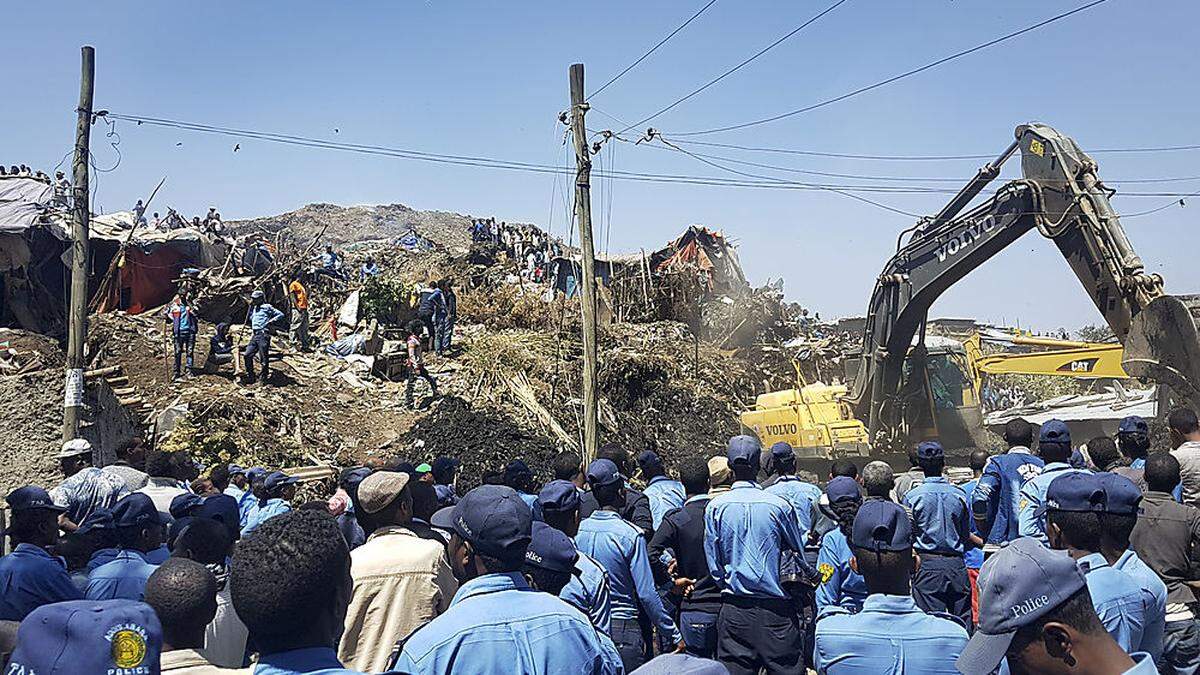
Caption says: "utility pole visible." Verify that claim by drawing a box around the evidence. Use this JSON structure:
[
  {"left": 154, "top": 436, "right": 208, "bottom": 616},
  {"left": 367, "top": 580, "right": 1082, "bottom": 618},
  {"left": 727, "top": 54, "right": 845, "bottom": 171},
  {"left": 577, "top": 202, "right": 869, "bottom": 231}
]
[
  {"left": 64, "top": 45, "right": 94, "bottom": 441},
  {"left": 569, "top": 63, "right": 599, "bottom": 464}
]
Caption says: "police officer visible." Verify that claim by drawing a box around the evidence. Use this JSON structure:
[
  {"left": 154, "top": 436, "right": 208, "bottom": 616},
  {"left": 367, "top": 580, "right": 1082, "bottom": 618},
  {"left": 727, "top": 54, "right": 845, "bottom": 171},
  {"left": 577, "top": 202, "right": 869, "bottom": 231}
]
[
  {"left": 503, "top": 459, "right": 544, "bottom": 522},
  {"left": 705, "top": 435, "right": 813, "bottom": 675},
  {"left": 1018, "top": 419, "right": 1086, "bottom": 544},
  {"left": 390, "top": 485, "right": 621, "bottom": 674},
  {"left": 577, "top": 459, "right": 682, "bottom": 670},
  {"left": 813, "top": 500, "right": 968, "bottom": 674},
  {"left": 815, "top": 477, "right": 868, "bottom": 615},
  {"left": 957, "top": 537, "right": 1156, "bottom": 675},
  {"left": 243, "top": 290, "right": 285, "bottom": 385},
  {"left": 0, "top": 486, "right": 83, "bottom": 620},
  {"left": 1043, "top": 472, "right": 1156, "bottom": 654},
  {"left": 1117, "top": 415, "right": 1151, "bottom": 469},
  {"left": 85, "top": 493, "right": 163, "bottom": 601},
  {"left": 538, "top": 478, "right": 614, "bottom": 635},
  {"left": 901, "top": 440, "right": 977, "bottom": 629},
  {"left": 972, "top": 417, "right": 1044, "bottom": 551},
  {"left": 764, "top": 442, "right": 822, "bottom": 543},
  {"left": 638, "top": 450, "right": 685, "bottom": 530}
]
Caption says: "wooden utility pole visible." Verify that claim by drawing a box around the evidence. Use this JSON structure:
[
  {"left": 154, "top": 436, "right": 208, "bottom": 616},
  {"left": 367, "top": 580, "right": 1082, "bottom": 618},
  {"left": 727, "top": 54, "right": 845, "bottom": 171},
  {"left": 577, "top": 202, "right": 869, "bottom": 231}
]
[
  {"left": 64, "top": 45, "right": 94, "bottom": 441},
  {"left": 569, "top": 63, "right": 599, "bottom": 464}
]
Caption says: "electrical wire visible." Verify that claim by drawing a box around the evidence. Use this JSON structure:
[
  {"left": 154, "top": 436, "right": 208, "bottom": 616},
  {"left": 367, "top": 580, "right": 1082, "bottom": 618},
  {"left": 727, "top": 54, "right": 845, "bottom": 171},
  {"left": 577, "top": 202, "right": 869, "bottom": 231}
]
[
  {"left": 667, "top": 137, "right": 1200, "bottom": 161},
  {"left": 616, "top": 0, "right": 852, "bottom": 135},
  {"left": 588, "top": 0, "right": 719, "bottom": 99},
  {"left": 670, "top": 0, "right": 1111, "bottom": 136}
]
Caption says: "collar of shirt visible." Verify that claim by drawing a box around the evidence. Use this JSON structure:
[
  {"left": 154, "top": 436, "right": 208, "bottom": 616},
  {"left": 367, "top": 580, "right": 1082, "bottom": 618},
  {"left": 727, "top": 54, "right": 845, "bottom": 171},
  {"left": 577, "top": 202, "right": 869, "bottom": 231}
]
[
  {"left": 1124, "top": 652, "right": 1159, "bottom": 674},
  {"left": 1115, "top": 549, "right": 1138, "bottom": 570},
  {"left": 684, "top": 494, "right": 710, "bottom": 506},
  {"left": 1079, "top": 551, "right": 1111, "bottom": 572},
  {"left": 365, "top": 525, "right": 419, "bottom": 543},
  {"left": 1042, "top": 462, "right": 1073, "bottom": 473},
  {"left": 450, "top": 571, "right": 528, "bottom": 608},
  {"left": 923, "top": 476, "right": 949, "bottom": 485},
  {"left": 114, "top": 549, "right": 151, "bottom": 563},
  {"left": 587, "top": 509, "right": 623, "bottom": 522},
  {"left": 12, "top": 543, "right": 67, "bottom": 568},
  {"left": 1008, "top": 446, "right": 1033, "bottom": 455},
  {"left": 648, "top": 476, "right": 674, "bottom": 487},
  {"left": 256, "top": 647, "right": 346, "bottom": 672},
  {"left": 730, "top": 480, "right": 760, "bottom": 490},
  {"left": 860, "top": 593, "right": 924, "bottom": 615}
]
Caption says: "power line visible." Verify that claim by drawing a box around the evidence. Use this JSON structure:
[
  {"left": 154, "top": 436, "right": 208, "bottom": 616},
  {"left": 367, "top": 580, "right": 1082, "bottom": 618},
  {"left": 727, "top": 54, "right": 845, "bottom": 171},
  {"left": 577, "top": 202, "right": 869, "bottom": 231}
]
[
  {"left": 616, "top": 0, "right": 852, "bottom": 135},
  {"left": 588, "top": 0, "right": 719, "bottom": 99},
  {"left": 669, "top": 137, "right": 1200, "bottom": 161},
  {"left": 670, "top": 0, "right": 1112, "bottom": 136}
]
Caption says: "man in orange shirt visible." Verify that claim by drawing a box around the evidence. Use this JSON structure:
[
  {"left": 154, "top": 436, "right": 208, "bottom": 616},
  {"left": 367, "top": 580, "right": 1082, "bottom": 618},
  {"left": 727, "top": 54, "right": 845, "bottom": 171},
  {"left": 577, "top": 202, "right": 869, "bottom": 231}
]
[{"left": 288, "top": 272, "right": 311, "bottom": 352}]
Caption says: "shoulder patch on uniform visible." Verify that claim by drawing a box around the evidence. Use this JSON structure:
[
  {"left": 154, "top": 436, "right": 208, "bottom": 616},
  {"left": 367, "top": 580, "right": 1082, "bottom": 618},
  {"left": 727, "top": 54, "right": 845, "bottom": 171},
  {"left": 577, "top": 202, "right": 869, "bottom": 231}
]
[
  {"left": 1019, "top": 499, "right": 1029, "bottom": 511},
  {"left": 818, "top": 562, "right": 835, "bottom": 585}
]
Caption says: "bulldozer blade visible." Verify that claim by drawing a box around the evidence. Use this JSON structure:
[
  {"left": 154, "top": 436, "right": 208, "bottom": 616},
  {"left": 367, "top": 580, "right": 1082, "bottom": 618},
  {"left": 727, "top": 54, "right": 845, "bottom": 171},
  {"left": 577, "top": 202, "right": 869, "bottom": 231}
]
[{"left": 1123, "top": 295, "right": 1200, "bottom": 410}]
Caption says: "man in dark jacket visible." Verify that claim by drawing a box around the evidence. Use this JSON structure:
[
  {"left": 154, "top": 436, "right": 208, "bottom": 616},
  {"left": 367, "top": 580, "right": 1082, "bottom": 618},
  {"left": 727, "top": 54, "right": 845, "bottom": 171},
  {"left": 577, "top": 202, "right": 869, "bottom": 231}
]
[{"left": 579, "top": 444, "right": 653, "bottom": 536}]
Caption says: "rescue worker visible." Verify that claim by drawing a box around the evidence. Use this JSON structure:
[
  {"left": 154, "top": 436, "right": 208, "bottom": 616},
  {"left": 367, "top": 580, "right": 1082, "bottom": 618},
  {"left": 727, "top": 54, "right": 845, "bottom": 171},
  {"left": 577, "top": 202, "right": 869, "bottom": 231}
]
[
  {"left": 816, "top": 477, "right": 868, "bottom": 615},
  {"left": 165, "top": 292, "right": 198, "bottom": 380},
  {"left": 85, "top": 493, "right": 163, "bottom": 601},
  {"left": 288, "top": 271, "right": 311, "bottom": 352},
  {"left": 1018, "top": 419, "right": 1088, "bottom": 544},
  {"left": 972, "top": 417, "right": 1045, "bottom": 551},
  {"left": 243, "top": 290, "right": 284, "bottom": 385},
  {"left": 705, "top": 435, "right": 813, "bottom": 675},
  {"left": 813, "top": 500, "right": 968, "bottom": 674},
  {"left": 901, "top": 440, "right": 977, "bottom": 629},
  {"left": 0, "top": 486, "right": 83, "bottom": 620},
  {"left": 638, "top": 449, "right": 684, "bottom": 530},
  {"left": 538, "top": 479, "right": 614, "bottom": 636}
]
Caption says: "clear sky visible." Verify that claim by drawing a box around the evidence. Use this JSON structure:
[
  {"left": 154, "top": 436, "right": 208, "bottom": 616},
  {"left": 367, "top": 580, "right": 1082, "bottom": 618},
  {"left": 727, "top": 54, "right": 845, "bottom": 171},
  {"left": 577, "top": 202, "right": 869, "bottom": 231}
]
[{"left": 4, "top": 1, "right": 1197, "bottom": 331}]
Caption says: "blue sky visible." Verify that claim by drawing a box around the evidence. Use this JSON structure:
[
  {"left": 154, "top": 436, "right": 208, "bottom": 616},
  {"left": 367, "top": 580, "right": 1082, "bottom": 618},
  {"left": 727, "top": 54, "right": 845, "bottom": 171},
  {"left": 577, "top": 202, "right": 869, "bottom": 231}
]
[{"left": 3, "top": 1, "right": 1198, "bottom": 330}]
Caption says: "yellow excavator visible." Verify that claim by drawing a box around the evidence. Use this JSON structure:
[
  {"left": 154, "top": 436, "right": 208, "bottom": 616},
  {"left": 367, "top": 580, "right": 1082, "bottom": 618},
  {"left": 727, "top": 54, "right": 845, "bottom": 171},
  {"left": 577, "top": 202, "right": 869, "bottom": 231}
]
[{"left": 742, "top": 123, "right": 1200, "bottom": 457}]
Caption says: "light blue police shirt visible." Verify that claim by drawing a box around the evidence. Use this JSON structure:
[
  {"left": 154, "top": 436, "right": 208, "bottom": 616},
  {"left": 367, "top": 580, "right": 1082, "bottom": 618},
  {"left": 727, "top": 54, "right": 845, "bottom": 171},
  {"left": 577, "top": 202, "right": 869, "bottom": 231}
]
[
  {"left": 84, "top": 549, "right": 158, "bottom": 601},
  {"left": 814, "top": 594, "right": 968, "bottom": 674},
  {"left": 388, "top": 572, "right": 622, "bottom": 675},
  {"left": 1080, "top": 552, "right": 1154, "bottom": 654},
  {"left": 243, "top": 498, "right": 291, "bottom": 535},
  {"left": 1115, "top": 549, "right": 1166, "bottom": 662},
  {"left": 765, "top": 475, "right": 823, "bottom": 539},
  {"left": 561, "top": 549, "right": 613, "bottom": 636},
  {"left": 901, "top": 476, "right": 972, "bottom": 554},
  {"left": 815, "top": 527, "right": 868, "bottom": 615},
  {"left": 704, "top": 481, "right": 805, "bottom": 599},
  {"left": 254, "top": 647, "right": 363, "bottom": 675},
  {"left": 643, "top": 475, "right": 685, "bottom": 530},
  {"left": 1017, "top": 463, "right": 1089, "bottom": 544}
]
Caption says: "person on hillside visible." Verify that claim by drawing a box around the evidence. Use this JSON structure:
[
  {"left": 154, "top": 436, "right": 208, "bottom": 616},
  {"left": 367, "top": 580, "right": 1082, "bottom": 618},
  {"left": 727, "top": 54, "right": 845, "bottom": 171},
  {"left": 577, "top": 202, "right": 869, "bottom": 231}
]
[
  {"left": 416, "top": 280, "right": 445, "bottom": 352},
  {"left": 404, "top": 320, "right": 438, "bottom": 410},
  {"left": 51, "top": 438, "right": 126, "bottom": 532},
  {"left": 0, "top": 486, "right": 82, "bottom": 620},
  {"left": 165, "top": 293, "right": 199, "bottom": 380},
  {"left": 359, "top": 257, "right": 380, "bottom": 281},
  {"left": 205, "top": 322, "right": 234, "bottom": 372},
  {"left": 439, "top": 278, "right": 457, "bottom": 354},
  {"left": 288, "top": 272, "right": 311, "bottom": 352},
  {"left": 243, "top": 290, "right": 285, "bottom": 385}
]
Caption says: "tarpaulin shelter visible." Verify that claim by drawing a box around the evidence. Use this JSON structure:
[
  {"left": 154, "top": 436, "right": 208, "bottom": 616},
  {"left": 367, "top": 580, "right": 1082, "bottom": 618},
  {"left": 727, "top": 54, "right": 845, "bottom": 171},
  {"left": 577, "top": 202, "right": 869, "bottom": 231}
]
[
  {"left": 396, "top": 227, "right": 434, "bottom": 252},
  {"left": 0, "top": 176, "right": 70, "bottom": 332},
  {"left": 648, "top": 225, "right": 747, "bottom": 294},
  {"left": 548, "top": 257, "right": 614, "bottom": 298}
]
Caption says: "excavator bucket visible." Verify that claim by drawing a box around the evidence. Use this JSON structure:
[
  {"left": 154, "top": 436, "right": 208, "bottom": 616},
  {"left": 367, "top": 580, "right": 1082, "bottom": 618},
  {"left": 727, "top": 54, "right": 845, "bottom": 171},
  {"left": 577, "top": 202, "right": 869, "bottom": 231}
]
[{"left": 1122, "top": 295, "right": 1200, "bottom": 411}]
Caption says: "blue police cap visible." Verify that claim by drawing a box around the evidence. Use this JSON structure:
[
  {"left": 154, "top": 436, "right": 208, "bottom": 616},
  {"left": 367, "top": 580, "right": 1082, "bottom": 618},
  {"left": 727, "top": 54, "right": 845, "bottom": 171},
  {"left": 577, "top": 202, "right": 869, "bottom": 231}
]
[
  {"left": 76, "top": 508, "right": 114, "bottom": 535},
  {"left": 524, "top": 521, "right": 578, "bottom": 574},
  {"left": 770, "top": 441, "right": 795, "bottom": 461},
  {"left": 451, "top": 484, "right": 532, "bottom": 562},
  {"left": 264, "top": 471, "right": 298, "bottom": 492},
  {"left": 1036, "top": 471, "right": 1106, "bottom": 517},
  {"left": 246, "top": 467, "right": 268, "bottom": 483},
  {"left": 430, "top": 505, "right": 455, "bottom": 530},
  {"left": 825, "top": 476, "right": 862, "bottom": 504},
  {"left": 1039, "top": 419, "right": 1071, "bottom": 447},
  {"left": 195, "top": 494, "right": 242, "bottom": 539},
  {"left": 6, "top": 486, "right": 66, "bottom": 514},
  {"left": 851, "top": 500, "right": 912, "bottom": 552},
  {"left": 8, "top": 600, "right": 163, "bottom": 675},
  {"left": 586, "top": 459, "right": 622, "bottom": 488},
  {"left": 504, "top": 459, "right": 533, "bottom": 484},
  {"left": 339, "top": 467, "right": 373, "bottom": 491},
  {"left": 537, "top": 479, "right": 581, "bottom": 514},
  {"left": 227, "top": 464, "right": 246, "bottom": 476},
  {"left": 111, "top": 493, "right": 162, "bottom": 530},
  {"left": 169, "top": 492, "right": 203, "bottom": 520},
  {"left": 1095, "top": 472, "right": 1141, "bottom": 516},
  {"left": 957, "top": 537, "right": 1086, "bottom": 675},
  {"left": 636, "top": 450, "right": 664, "bottom": 475},
  {"left": 1118, "top": 415, "right": 1149, "bottom": 435},
  {"left": 916, "top": 440, "right": 944, "bottom": 460},
  {"left": 726, "top": 435, "right": 761, "bottom": 469}
]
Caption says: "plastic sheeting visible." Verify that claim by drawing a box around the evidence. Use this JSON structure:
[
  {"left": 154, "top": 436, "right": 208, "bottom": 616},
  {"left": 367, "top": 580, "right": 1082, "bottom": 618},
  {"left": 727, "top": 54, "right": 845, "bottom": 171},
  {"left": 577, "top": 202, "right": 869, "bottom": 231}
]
[{"left": 0, "top": 177, "right": 58, "bottom": 235}]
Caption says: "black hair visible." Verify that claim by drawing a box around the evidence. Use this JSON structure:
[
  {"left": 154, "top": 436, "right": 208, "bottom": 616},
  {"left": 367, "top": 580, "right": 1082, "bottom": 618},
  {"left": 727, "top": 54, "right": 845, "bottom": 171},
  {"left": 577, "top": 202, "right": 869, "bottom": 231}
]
[
  {"left": 1008, "top": 586, "right": 1105, "bottom": 656},
  {"left": 1117, "top": 431, "right": 1150, "bottom": 459},
  {"left": 552, "top": 452, "right": 583, "bottom": 481},
  {"left": 230, "top": 510, "right": 350, "bottom": 649},
  {"left": 406, "top": 320, "right": 425, "bottom": 338},
  {"left": 481, "top": 470, "right": 506, "bottom": 486},
  {"left": 1170, "top": 408, "right": 1200, "bottom": 435},
  {"left": 969, "top": 449, "right": 990, "bottom": 472},
  {"left": 209, "top": 464, "right": 231, "bottom": 492},
  {"left": 1048, "top": 510, "right": 1102, "bottom": 552},
  {"left": 597, "top": 444, "right": 630, "bottom": 475},
  {"left": 1146, "top": 452, "right": 1182, "bottom": 493},
  {"left": 592, "top": 482, "right": 623, "bottom": 509},
  {"left": 1039, "top": 441, "right": 1072, "bottom": 464},
  {"left": 730, "top": 463, "right": 757, "bottom": 483},
  {"left": 850, "top": 546, "right": 913, "bottom": 587},
  {"left": 523, "top": 565, "right": 572, "bottom": 596},
  {"left": 1005, "top": 418, "right": 1034, "bottom": 447},
  {"left": 542, "top": 509, "right": 576, "bottom": 536},
  {"left": 830, "top": 459, "right": 858, "bottom": 480},
  {"left": 171, "top": 518, "right": 232, "bottom": 565},
  {"left": 678, "top": 457, "right": 710, "bottom": 496},
  {"left": 431, "top": 461, "right": 457, "bottom": 486},
  {"left": 1086, "top": 436, "right": 1121, "bottom": 470},
  {"left": 145, "top": 558, "right": 218, "bottom": 642},
  {"left": 410, "top": 481, "right": 439, "bottom": 522},
  {"left": 907, "top": 447, "right": 921, "bottom": 468},
  {"left": 862, "top": 463, "right": 895, "bottom": 499},
  {"left": 114, "top": 438, "right": 144, "bottom": 461},
  {"left": 299, "top": 500, "right": 331, "bottom": 511},
  {"left": 6, "top": 509, "right": 54, "bottom": 547},
  {"left": 171, "top": 453, "right": 199, "bottom": 482},
  {"left": 146, "top": 450, "right": 175, "bottom": 479},
  {"left": 831, "top": 499, "right": 862, "bottom": 538},
  {"left": 1098, "top": 512, "right": 1136, "bottom": 551},
  {"left": 917, "top": 457, "right": 944, "bottom": 478},
  {"left": 773, "top": 455, "right": 797, "bottom": 476}
]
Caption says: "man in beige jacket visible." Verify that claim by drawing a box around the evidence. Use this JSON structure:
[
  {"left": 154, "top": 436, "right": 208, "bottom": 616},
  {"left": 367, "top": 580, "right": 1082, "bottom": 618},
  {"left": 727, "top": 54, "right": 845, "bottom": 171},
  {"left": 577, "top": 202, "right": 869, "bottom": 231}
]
[{"left": 337, "top": 470, "right": 458, "bottom": 672}]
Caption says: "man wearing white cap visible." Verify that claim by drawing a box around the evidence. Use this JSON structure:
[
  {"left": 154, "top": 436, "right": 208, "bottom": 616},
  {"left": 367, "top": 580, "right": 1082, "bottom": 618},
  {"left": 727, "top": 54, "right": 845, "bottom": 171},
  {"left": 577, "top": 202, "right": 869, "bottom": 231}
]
[{"left": 49, "top": 438, "right": 126, "bottom": 532}]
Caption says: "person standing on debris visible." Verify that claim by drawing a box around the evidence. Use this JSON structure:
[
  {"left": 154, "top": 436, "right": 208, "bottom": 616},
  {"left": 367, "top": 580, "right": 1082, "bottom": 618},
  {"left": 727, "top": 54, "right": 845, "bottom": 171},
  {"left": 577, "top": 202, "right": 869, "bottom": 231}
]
[
  {"left": 0, "top": 486, "right": 83, "bottom": 620},
  {"left": 416, "top": 280, "right": 445, "bottom": 352},
  {"left": 51, "top": 438, "right": 126, "bottom": 532},
  {"left": 204, "top": 207, "right": 223, "bottom": 234},
  {"left": 52, "top": 171, "right": 69, "bottom": 206},
  {"left": 439, "top": 279, "right": 457, "bottom": 355},
  {"left": 433, "top": 280, "right": 452, "bottom": 356},
  {"left": 243, "top": 290, "right": 284, "bottom": 385},
  {"left": 165, "top": 293, "right": 199, "bottom": 380},
  {"left": 359, "top": 257, "right": 380, "bottom": 281},
  {"left": 316, "top": 244, "right": 348, "bottom": 282},
  {"left": 288, "top": 271, "right": 311, "bottom": 352},
  {"left": 405, "top": 320, "right": 438, "bottom": 410},
  {"left": 133, "top": 199, "right": 147, "bottom": 226}
]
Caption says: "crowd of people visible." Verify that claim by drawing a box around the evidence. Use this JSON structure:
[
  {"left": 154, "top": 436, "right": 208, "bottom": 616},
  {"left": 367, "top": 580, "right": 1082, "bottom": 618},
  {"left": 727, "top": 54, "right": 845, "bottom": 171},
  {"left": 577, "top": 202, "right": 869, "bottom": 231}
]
[
  {"left": 5, "top": 407, "right": 1200, "bottom": 673},
  {"left": 137, "top": 202, "right": 226, "bottom": 236},
  {"left": 2, "top": 163, "right": 72, "bottom": 207},
  {"left": 469, "top": 217, "right": 563, "bottom": 284}
]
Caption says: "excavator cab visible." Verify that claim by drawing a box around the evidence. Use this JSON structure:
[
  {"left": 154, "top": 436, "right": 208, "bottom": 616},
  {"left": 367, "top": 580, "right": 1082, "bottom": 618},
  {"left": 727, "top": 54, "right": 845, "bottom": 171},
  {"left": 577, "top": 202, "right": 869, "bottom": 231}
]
[{"left": 894, "top": 337, "right": 983, "bottom": 450}]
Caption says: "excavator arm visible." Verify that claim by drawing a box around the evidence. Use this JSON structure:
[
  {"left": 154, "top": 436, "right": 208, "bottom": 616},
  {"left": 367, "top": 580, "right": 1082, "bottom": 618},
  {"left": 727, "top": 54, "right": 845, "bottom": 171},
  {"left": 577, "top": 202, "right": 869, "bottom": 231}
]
[{"left": 847, "top": 123, "right": 1200, "bottom": 450}]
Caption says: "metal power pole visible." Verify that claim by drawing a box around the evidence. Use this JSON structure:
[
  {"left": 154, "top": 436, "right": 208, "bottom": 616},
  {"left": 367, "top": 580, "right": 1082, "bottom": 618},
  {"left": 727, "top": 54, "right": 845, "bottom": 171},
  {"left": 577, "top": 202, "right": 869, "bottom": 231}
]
[
  {"left": 568, "top": 63, "right": 599, "bottom": 464},
  {"left": 64, "top": 45, "right": 94, "bottom": 441}
]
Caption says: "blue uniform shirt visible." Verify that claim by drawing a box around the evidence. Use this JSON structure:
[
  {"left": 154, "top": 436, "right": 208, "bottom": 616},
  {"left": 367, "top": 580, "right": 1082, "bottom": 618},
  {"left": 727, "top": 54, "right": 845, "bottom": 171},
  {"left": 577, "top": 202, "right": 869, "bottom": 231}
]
[
  {"left": 814, "top": 594, "right": 968, "bottom": 674},
  {"left": 84, "top": 549, "right": 158, "bottom": 601},
  {"left": 961, "top": 479, "right": 984, "bottom": 570},
  {"left": 902, "top": 476, "right": 972, "bottom": 554},
  {"left": 254, "top": 647, "right": 362, "bottom": 675},
  {"left": 1115, "top": 550, "right": 1166, "bottom": 663},
  {"left": 249, "top": 303, "right": 285, "bottom": 331},
  {"left": 643, "top": 476, "right": 685, "bottom": 530},
  {"left": 765, "top": 475, "right": 823, "bottom": 539},
  {"left": 972, "top": 448, "right": 1044, "bottom": 545},
  {"left": 816, "top": 528, "right": 867, "bottom": 614},
  {"left": 577, "top": 510, "right": 681, "bottom": 643},
  {"left": 518, "top": 491, "right": 544, "bottom": 522},
  {"left": 561, "top": 550, "right": 613, "bottom": 636},
  {"left": 0, "top": 543, "right": 84, "bottom": 621},
  {"left": 704, "top": 481, "right": 806, "bottom": 599},
  {"left": 243, "top": 498, "right": 291, "bottom": 535},
  {"left": 1079, "top": 552, "right": 1154, "bottom": 654},
  {"left": 238, "top": 490, "right": 258, "bottom": 528},
  {"left": 144, "top": 545, "right": 170, "bottom": 565},
  {"left": 87, "top": 547, "right": 121, "bottom": 572},
  {"left": 224, "top": 485, "right": 245, "bottom": 503},
  {"left": 1017, "top": 463, "right": 1088, "bottom": 543},
  {"left": 388, "top": 572, "right": 622, "bottom": 675}
]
